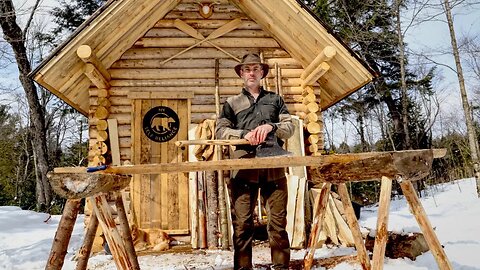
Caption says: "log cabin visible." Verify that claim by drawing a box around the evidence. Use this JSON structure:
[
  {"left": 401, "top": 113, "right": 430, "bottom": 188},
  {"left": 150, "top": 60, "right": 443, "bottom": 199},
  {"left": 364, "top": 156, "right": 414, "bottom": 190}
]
[
  {"left": 32, "top": 0, "right": 374, "bottom": 243},
  {"left": 32, "top": 1, "right": 456, "bottom": 269}
]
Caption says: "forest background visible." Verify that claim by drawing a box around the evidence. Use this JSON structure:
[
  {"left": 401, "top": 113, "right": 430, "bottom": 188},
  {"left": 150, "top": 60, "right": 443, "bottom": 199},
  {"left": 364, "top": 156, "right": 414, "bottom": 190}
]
[{"left": 0, "top": 0, "right": 480, "bottom": 213}]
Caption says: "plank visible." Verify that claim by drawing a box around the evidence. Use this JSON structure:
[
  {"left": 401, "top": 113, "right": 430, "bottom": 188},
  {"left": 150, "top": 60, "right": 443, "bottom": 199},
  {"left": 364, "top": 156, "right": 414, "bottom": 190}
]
[{"left": 107, "top": 119, "right": 121, "bottom": 166}]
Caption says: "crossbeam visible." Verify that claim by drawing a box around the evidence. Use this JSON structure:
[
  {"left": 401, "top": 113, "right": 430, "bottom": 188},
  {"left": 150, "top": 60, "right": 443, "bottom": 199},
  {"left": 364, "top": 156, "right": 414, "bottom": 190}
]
[{"left": 54, "top": 149, "right": 445, "bottom": 178}]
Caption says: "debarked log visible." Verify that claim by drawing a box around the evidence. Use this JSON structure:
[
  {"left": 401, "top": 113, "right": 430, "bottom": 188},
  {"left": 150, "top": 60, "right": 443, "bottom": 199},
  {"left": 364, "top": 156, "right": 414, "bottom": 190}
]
[{"left": 47, "top": 172, "right": 131, "bottom": 199}]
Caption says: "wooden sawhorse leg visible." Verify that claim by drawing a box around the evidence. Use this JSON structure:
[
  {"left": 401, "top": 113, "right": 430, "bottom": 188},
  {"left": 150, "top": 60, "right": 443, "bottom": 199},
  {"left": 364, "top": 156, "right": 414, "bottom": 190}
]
[
  {"left": 75, "top": 208, "right": 99, "bottom": 270},
  {"left": 304, "top": 183, "right": 331, "bottom": 270},
  {"left": 45, "top": 199, "right": 81, "bottom": 270},
  {"left": 92, "top": 193, "right": 140, "bottom": 270},
  {"left": 399, "top": 178, "right": 453, "bottom": 270},
  {"left": 338, "top": 183, "right": 371, "bottom": 270}
]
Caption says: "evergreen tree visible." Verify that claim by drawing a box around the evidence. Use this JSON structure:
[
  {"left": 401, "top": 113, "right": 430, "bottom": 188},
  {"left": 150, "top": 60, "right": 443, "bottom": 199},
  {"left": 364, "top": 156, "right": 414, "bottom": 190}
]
[{"left": 307, "top": 0, "right": 435, "bottom": 151}]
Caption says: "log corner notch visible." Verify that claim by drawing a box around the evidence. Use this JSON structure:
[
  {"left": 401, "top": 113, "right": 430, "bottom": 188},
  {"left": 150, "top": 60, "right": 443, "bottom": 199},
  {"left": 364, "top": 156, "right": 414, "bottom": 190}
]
[
  {"left": 47, "top": 172, "right": 131, "bottom": 199},
  {"left": 77, "top": 44, "right": 111, "bottom": 89}
]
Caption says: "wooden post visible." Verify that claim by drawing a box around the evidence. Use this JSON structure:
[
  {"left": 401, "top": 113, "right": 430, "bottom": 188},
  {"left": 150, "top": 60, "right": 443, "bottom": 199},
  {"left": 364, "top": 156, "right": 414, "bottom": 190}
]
[
  {"left": 75, "top": 211, "right": 99, "bottom": 270},
  {"left": 398, "top": 178, "right": 453, "bottom": 270},
  {"left": 371, "top": 176, "right": 393, "bottom": 270},
  {"left": 115, "top": 193, "right": 140, "bottom": 270},
  {"left": 304, "top": 183, "right": 331, "bottom": 270},
  {"left": 93, "top": 194, "right": 133, "bottom": 270},
  {"left": 215, "top": 58, "right": 229, "bottom": 250},
  {"left": 337, "top": 183, "right": 371, "bottom": 270},
  {"left": 45, "top": 199, "right": 81, "bottom": 270},
  {"left": 197, "top": 171, "right": 208, "bottom": 248}
]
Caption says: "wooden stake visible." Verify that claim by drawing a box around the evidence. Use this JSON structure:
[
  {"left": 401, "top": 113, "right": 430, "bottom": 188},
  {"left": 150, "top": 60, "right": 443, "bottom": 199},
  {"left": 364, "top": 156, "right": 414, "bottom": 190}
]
[
  {"left": 75, "top": 210, "right": 99, "bottom": 270},
  {"left": 337, "top": 184, "right": 371, "bottom": 270},
  {"left": 372, "top": 176, "right": 393, "bottom": 270},
  {"left": 398, "top": 178, "right": 453, "bottom": 270},
  {"left": 45, "top": 199, "right": 81, "bottom": 270},
  {"left": 304, "top": 183, "right": 331, "bottom": 270}
]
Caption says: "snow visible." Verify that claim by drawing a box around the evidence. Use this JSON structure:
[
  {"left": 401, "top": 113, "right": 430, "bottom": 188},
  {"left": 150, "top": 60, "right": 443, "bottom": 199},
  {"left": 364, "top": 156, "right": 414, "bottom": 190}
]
[{"left": 1, "top": 178, "right": 480, "bottom": 269}]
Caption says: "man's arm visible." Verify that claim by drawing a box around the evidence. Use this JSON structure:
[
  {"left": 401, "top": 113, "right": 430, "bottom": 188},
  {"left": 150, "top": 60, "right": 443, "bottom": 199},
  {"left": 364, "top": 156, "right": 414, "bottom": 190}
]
[
  {"left": 272, "top": 96, "right": 294, "bottom": 140},
  {"left": 215, "top": 101, "right": 244, "bottom": 140}
]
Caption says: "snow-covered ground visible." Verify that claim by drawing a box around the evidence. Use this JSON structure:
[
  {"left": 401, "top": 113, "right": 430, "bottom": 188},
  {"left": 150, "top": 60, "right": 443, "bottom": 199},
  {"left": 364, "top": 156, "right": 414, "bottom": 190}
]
[{"left": 1, "top": 178, "right": 480, "bottom": 269}]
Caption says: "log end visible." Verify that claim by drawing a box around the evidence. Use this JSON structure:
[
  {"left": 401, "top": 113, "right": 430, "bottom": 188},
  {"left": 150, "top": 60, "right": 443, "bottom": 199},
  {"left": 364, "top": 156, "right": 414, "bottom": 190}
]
[{"left": 47, "top": 172, "right": 130, "bottom": 199}]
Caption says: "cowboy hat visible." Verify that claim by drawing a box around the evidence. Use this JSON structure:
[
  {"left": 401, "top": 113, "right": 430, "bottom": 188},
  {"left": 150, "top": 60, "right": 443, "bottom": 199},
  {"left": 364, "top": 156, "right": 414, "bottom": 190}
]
[{"left": 234, "top": 53, "right": 269, "bottom": 79}]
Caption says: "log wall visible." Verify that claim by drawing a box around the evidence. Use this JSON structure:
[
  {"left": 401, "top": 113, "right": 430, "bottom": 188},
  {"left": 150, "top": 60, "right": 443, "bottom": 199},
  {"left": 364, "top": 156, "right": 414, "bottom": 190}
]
[{"left": 87, "top": 0, "right": 325, "bottom": 163}]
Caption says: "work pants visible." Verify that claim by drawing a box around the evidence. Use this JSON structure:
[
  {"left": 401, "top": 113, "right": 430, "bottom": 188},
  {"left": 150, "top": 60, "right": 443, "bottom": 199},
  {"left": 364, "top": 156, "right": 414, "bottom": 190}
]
[{"left": 229, "top": 176, "right": 290, "bottom": 270}]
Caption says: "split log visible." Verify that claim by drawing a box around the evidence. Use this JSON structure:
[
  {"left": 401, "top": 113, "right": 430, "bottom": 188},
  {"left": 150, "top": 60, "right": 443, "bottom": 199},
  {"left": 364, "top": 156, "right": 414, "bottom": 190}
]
[
  {"left": 47, "top": 172, "right": 130, "bottom": 199},
  {"left": 46, "top": 199, "right": 81, "bottom": 270},
  {"left": 206, "top": 171, "right": 219, "bottom": 249}
]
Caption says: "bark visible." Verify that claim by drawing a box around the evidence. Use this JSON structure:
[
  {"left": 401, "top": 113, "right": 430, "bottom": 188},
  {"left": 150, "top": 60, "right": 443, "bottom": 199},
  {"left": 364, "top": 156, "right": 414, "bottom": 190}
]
[
  {"left": 443, "top": 0, "right": 480, "bottom": 195},
  {"left": 0, "top": 0, "right": 52, "bottom": 209},
  {"left": 45, "top": 199, "right": 81, "bottom": 270},
  {"left": 206, "top": 171, "right": 219, "bottom": 249}
]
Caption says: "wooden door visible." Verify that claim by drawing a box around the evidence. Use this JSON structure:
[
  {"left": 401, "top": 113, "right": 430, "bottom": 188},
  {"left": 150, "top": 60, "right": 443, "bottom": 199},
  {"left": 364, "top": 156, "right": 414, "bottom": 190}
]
[{"left": 130, "top": 93, "right": 191, "bottom": 234}]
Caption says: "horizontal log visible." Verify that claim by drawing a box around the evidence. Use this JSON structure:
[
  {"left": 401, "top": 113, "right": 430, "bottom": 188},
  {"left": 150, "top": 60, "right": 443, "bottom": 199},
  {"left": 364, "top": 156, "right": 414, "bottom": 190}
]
[
  {"left": 120, "top": 47, "right": 289, "bottom": 60},
  {"left": 54, "top": 149, "right": 445, "bottom": 182},
  {"left": 47, "top": 172, "right": 130, "bottom": 199},
  {"left": 155, "top": 19, "right": 262, "bottom": 30},
  {"left": 144, "top": 28, "right": 271, "bottom": 39},
  {"left": 134, "top": 37, "right": 280, "bottom": 48}
]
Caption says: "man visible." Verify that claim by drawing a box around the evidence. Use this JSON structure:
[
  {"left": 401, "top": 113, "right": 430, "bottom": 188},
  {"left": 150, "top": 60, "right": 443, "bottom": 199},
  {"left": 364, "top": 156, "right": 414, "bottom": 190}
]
[{"left": 215, "top": 53, "right": 294, "bottom": 270}]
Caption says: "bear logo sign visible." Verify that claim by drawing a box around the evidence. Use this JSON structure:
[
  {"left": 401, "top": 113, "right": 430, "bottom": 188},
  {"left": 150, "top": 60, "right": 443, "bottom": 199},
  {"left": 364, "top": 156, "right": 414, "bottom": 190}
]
[{"left": 142, "top": 106, "right": 180, "bottom": 142}]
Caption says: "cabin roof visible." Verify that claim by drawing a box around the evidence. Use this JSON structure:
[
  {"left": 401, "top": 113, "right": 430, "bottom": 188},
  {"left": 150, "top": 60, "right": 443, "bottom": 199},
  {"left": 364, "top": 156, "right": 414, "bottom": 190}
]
[{"left": 31, "top": 0, "right": 375, "bottom": 115}]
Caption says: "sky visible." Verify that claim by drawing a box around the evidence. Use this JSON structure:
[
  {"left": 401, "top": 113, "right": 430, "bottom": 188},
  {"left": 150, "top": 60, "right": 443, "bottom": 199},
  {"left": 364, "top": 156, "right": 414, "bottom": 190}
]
[{"left": 1, "top": 177, "right": 479, "bottom": 269}]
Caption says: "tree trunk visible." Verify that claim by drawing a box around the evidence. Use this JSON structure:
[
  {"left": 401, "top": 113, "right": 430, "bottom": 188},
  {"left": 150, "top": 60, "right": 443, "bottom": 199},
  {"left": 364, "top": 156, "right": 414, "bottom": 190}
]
[
  {"left": 0, "top": 0, "right": 52, "bottom": 209},
  {"left": 443, "top": 0, "right": 480, "bottom": 195},
  {"left": 395, "top": 0, "right": 411, "bottom": 150}
]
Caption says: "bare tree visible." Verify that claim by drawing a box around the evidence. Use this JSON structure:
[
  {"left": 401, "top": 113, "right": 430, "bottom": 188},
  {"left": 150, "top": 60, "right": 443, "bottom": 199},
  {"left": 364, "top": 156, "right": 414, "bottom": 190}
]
[
  {"left": 442, "top": 0, "right": 480, "bottom": 195},
  {"left": 0, "top": 0, "right": 52, "bottom": 210}
]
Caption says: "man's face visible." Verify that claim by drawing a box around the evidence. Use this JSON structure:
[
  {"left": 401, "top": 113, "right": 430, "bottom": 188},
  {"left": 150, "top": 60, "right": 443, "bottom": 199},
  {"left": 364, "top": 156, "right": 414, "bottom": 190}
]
[{"left": 240, "top": 64, "right": 263, "bottom": 89}]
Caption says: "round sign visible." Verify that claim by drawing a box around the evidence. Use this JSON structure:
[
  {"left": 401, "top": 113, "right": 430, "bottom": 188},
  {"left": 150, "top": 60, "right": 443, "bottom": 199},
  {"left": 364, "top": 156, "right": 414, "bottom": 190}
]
[{"left": 142, "top": 106, "right": 180, "bottom": 142}]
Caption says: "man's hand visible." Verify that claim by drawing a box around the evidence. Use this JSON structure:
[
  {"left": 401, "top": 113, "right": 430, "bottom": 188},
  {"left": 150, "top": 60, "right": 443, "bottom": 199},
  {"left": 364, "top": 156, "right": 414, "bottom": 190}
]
[{"left": 244, "top": 124, "right": 273, "bottom": 145}]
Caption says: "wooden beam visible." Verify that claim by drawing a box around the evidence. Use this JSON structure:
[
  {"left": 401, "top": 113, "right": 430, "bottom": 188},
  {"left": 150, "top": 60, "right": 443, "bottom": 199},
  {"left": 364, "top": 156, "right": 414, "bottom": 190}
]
[
  {"left": 77, "top": 45, "right": 111, "bottom": 81},
  {"left": 84, "top": 63, "right": 111, "bottom": 89},
  {"left": 398, "top": 179, "right": 453, "bottom": 270},
  {"left": 47, "top": 172, "right": 130, "bottom": 199},
  {"left": 300, "top": 46, "right": 336, "bottom": 80},
  {"left": 301, "top": 62, "right": 330, "bottom": 89},
  {"left": 372, "top": 176, "right": 393, "bottom": 270},
  {"left": 127, "top": 91, "right": 194, "bottom": 100},
  {"left": 53, "top": 149, "right": 445, "bottom": 178}
]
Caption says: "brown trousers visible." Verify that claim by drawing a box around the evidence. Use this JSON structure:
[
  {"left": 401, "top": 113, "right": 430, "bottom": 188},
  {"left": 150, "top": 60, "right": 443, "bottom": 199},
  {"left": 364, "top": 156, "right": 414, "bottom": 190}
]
[{"left": 229, "top": 174, "right": 290, "bottom": 270}]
